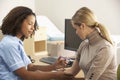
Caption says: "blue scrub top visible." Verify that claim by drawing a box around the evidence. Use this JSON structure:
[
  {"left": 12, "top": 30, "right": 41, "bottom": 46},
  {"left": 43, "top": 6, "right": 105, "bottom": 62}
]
[{"left": 0, "top": 35, "right": 31, "bottom": 80}]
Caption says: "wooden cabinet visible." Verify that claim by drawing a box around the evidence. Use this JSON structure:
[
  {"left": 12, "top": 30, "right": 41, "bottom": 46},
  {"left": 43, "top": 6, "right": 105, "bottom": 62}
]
[{"left": 24, "top": 27, "right": 47, "bottom": 57}]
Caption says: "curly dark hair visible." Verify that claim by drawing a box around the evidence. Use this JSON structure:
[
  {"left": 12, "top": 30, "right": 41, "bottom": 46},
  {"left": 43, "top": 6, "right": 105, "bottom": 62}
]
[{"left": 1, "top": 6, "right": 38, "bottom": 40}]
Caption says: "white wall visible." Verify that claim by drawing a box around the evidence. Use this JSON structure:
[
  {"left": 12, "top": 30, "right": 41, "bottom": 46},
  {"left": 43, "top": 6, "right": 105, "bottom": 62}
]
[
  {"left": 35, "top": 0, "right": 120, "bottom": 35},
  {"left": 0, "top": 0, "right": 35, "bottom": 26}
]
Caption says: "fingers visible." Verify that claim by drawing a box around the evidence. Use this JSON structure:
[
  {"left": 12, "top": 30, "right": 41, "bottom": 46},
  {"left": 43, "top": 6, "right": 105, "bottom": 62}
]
[
  {"left": 54, "top": 56, "right": 71, "bottom": 70},
  {"left": 59, "top": 60, "right": 66, "bottom": 68},
  {"left": 58, "top": 56, "right": 62, "bottom": 60},
  {"left": 58, "top": 56, "right": 68, "bottom": 65}
]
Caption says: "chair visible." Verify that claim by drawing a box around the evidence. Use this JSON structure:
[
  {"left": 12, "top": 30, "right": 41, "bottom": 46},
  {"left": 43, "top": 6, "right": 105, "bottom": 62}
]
[{"left": 117, "top": 64, "right": 120, "bottom": 80}]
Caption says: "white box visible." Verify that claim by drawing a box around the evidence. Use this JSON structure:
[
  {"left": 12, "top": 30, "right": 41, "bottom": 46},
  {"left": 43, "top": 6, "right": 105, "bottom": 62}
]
[{"left": 47, "top": 41, "right": 76, "bottom": 57}]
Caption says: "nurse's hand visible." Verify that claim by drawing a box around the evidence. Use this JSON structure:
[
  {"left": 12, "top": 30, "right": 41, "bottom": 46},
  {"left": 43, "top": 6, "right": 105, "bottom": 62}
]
[{"left": 53, "top": 56, "right": 67, "bottom": 71}]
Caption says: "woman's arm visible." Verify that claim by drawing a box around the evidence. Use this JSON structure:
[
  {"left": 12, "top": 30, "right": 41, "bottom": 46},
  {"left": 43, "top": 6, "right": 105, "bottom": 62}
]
[
  {"left": 64, "top": 59, "right": 81, "bottom": 76},
  {"left": 14, "top": 67, "right": 67, "bottom": 80},
  {"left": 28, "top": 57, "right": 66, "bottom": 71},
  {"left": 28, "top": 63, "right": 56, "bottom": 71}
]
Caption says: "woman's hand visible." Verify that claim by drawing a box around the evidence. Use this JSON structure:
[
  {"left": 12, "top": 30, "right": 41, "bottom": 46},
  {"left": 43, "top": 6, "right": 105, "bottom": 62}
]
[{"left": 53, "top": 56, "right": 67, "bottom": 71}]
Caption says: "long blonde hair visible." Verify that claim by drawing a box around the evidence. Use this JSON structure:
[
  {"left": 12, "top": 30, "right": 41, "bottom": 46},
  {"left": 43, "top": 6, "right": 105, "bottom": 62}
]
[{"left": 72, "top": 7, "right": 114, "bottom": 45}]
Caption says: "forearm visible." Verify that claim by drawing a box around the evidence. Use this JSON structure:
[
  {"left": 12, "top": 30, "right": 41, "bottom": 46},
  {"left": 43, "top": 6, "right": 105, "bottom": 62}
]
[
  {"left": 28, "top": 64, "right": 55, "bottom": 71},
  {"left": 64, "top": 60, "right": 81, "bottom": 76},
  {"left": 15, "top": 66, "right": 66, "bottom": 80},
  {"left": 27, "top": 71, "right": 64, "bottom": 80},
  {"left": 65, "top": 68, "right": 80, "bottom": 76}
]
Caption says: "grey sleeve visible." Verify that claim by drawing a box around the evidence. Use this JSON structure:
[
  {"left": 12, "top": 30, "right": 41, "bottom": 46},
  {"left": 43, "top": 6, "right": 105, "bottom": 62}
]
[{"left": 85, "top": 46, "right": 115, "bottom": 80}]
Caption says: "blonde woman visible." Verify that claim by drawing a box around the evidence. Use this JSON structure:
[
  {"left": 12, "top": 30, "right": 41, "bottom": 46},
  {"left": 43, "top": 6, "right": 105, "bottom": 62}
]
[{"left": 64, "top": 7, "right": 117, "bottom": 80}]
